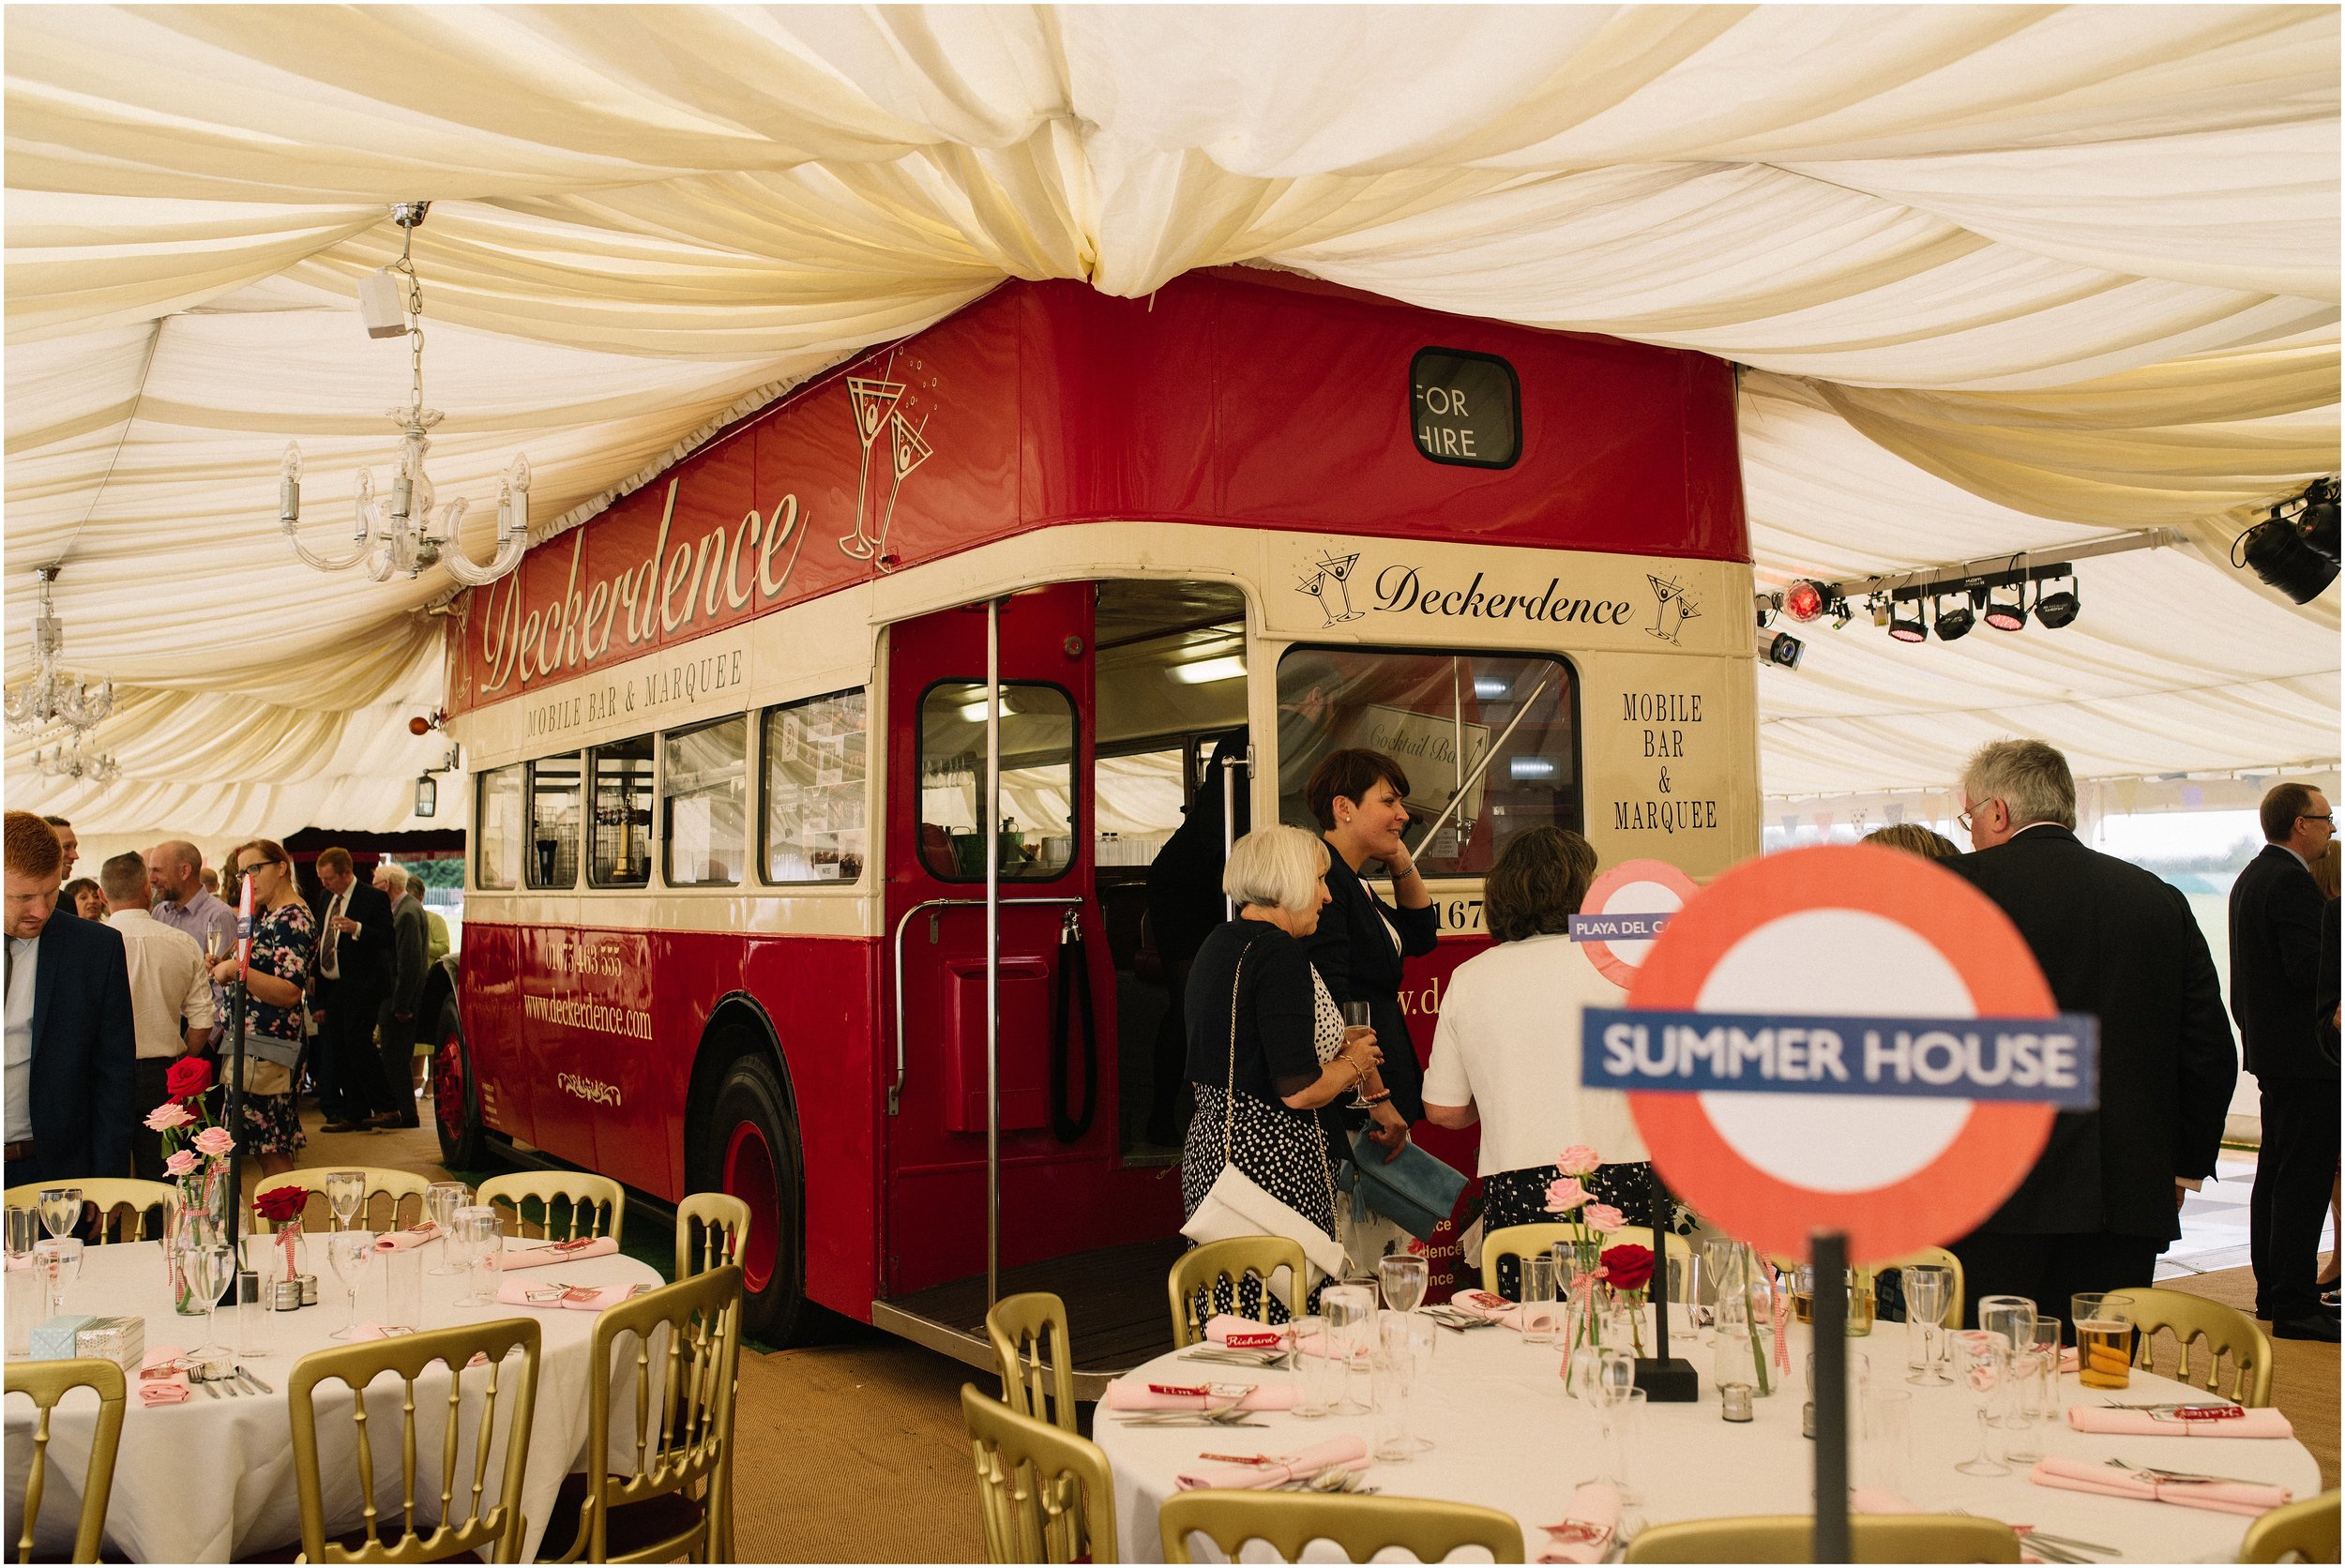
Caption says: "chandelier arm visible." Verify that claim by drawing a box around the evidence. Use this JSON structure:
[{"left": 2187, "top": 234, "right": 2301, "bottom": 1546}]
[
  {"left": 438, "top": 530, "right": 528, "bottom": 588},
  {"left": 285, "top": 529, "right": 377, "bottom": 573}
]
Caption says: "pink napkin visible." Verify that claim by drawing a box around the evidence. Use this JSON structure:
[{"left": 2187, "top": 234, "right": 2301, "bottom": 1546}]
[
  {"left": 1203, "top": 1315, "right": 1288, "bottom": 1349},
  {"left": 1174, "top": 1435, "right": 1369, "bottom": 1491},
  {"left": 1451, "top": 1289, "right": 1527, "bottom": 1331},
  {"left": 492, "top": 1236, "right": 617, "bottom": 1271},
  {"left": 1538, "top": 1481, "right": 1620, "bottom": 1564},
  {"left": 2031, "top": 1456, "right": 2289, "bottom": 1517},
  {"left": 374, "top": 1223, "right": 442, "bottom": 1253},
  {"left": 1099, "top": 1380, "right": 1300, "bottom": 1412},
  {"left": 2067, "top": 1405, "right": 2293, "bottom": 1440},
  {"left": 494, "top": 1277, "right": 649, "bottom": 1313},
  {"left": 137, "top": 1345, "right": 189, "bottom": 1408}
]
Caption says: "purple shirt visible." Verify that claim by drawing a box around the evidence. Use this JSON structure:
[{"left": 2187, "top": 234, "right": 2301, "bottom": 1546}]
[{"left": 154, "top": 887, "right": 238, "bottom": 1020}]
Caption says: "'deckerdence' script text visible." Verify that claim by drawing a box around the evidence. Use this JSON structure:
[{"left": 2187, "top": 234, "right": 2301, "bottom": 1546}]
[
  {"left": 477, "top": 477, "right": 812, "bottom": 695},
  {"left": 1372, "top": 565, "right": 1634, "bottom": 626}
]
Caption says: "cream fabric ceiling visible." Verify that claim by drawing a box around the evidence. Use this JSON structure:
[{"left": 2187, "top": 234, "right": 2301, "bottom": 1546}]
[{"left": 6, "top": 4, "right": 2337, "bottom": 847}]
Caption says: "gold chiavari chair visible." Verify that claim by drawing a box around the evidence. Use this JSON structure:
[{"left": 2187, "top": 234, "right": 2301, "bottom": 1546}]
[
  {"left": 1480, "top": 1222, "right": 1575, "bottom": 1296},
  {"left": 1625, "top": 1514, "right": 2020, "bottom": 1562},
  {"left": 537, "top": 1266, "right": 742, "bottom": 1563},
  {"left": 4, "top": 1178, "right": 172, "bottom": 1244},
  {"left": 1874, "top": 1246, "right": 1966, "bottom": 1328},
  {"left": 986, "top": 1291, "right": 1079, "bottom": 1431},
  {"left": 2237, "top": 1489, "right": 2340, "bottom": 1563},
  {"left": 2110, "top": 1287, "right": 2275, "bottom": 1409},
  {"left": 261, "top": 1167, "right": 431, "bottom": 1234},
  {"left": 960, "top": 1384, "right": 1116, "bottom": 1565},
  {"left": 1167, "top": 1237, "right": 1307, "bottom": 1348},
  {"left": 286, "top": 1318, "right": 542, "bottom": 1563},
  {"left": 1159, "top": 1490, "right": 1524, "bottom": 1563},
  {"left": 5, "top": 1358, "right": 126, "bottom": 1564},
  {"left": 476, "top": 1172, "right": 626, "bottom": 1247},
  {"left": 672, "top": 1192, "right": 750, "bottom": 1565}
]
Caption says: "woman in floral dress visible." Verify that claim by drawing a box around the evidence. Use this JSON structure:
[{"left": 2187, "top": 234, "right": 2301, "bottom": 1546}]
[{"left": 208, "top": 837, "right": 313, "bottom": 1176}]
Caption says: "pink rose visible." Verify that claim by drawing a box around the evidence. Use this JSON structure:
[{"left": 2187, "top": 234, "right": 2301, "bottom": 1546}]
[
  {"left": 1584, "top": 1203, "right": 1626, "bottom": 1234},
  {"left": 1556, "top": 1145, "right": 1601, "bottom": 1177},
  {"left": 164, "top": 1149, "right": 199, "bottom": 1179},
  {"left": 192, "top": 1125, "right": 234, "bottom": 1158},
  {"left": 1544, "top": 1177, "right": 1590, "bottom": 1214},
  {"left": 144, "top": 1101, "right": 194, "bottom": 1133}
]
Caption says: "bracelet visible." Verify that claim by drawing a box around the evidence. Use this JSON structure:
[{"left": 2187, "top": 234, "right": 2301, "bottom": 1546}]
[{"left": 1360, "top": 1090, "right": 1393, "bottom": 1107}]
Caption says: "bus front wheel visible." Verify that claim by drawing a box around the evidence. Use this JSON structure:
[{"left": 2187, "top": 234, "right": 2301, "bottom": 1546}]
[
  {"left": 700, "top": 1053, "right": 805, "bottom": 1345},
  {"left": 431, "top": 996, "right": 486, "bottom": 1171}
]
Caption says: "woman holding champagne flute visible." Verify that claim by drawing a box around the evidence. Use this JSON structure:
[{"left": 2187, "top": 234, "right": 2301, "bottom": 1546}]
[{"left": 208, "top": 838, "right": 314, "bottom": 1176}]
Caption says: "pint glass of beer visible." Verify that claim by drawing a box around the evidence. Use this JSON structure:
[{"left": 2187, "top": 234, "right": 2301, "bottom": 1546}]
[{"left": 2070, "top": 1292, "right": 2137, "bottom": 1390}]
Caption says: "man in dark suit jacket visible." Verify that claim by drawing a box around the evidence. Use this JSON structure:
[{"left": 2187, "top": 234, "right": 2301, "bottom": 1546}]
[
  {"left": 1944, "top": 741, "right": 2238, "bottom": 1324},
  {"left": 2231, "top": 781, "right": 2338, "bottom": 1338},
  {"left": 309, "top": 845, "right": 400, "bottom": 1132},
  {"left": 4, "top": 811, "right": 135, "bottom": 1185}
]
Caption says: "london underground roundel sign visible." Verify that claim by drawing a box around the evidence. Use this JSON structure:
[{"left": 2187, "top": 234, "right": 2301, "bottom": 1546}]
[
  {"left": 1581, "top": 845, "right": 2099, "bottom": 1264},
  {"left": 1572, "top": 858, "right": 1701, "bottom": 988}
]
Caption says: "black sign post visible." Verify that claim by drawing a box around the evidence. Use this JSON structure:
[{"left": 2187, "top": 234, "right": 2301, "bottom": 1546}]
[
  {"left": 1812, "top": 1229, "right": 1853, "bottom": 1563},
  {"left": 221, "top": 980, "right": 247, "bottom": 1261},
  {"left": 1634, "top": 1168, "right": 1699, "bottom": 1401}
]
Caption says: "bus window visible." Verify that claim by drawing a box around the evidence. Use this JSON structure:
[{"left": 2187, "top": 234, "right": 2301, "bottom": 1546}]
[
  {"left": 588, "top": 735, "right": 655, "bottom": 888},
  {"left": 917, "top": 681, "right": 1076, "bottom": 882},
  {"left": 527, "top": 754, "right": 582, "bottom": 889},
  {"left": 476, "top": 764, "right": 523, "bottom": 890},
  {"left": 663, "top": 716, "right": 747, "bottom": 887},
  {"left": 1276, "top": 647, "right": 1578, "bottom": 876},
  {"left": 1096, "top": 746, "right": 1187, "bottom": 867},
  {"left": 762, "top": 688, "right": 868, "bottom": 883}
]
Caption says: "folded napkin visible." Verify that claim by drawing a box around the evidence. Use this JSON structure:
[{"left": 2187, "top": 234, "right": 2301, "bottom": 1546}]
[
  {"left": 1538, "top": 1481, "right": 1620, "bottom": 1564},
  {"left": 1099, "top": 1380, "right": 1300, "bottom": 1412},
  {"left": 1175, "top": 1435, "right": 1368, "bottom": 1491},
  {"left": 494, "top": 1277, "right": 650, "bottom": 1313},
  {"left": 1203, "top": 1315, "right": 1289, "bottom": 1349},
  {"left": 2030, "top": 1455, "right": 2289, "bottom": 1517},
  {"left": 1451, "top": 1289, "right": 1527, "bottom": 1331},
  {"left": 2067, "top": 1405, "right": 2292, "bottom": 1440},
  {"left": 492, "top": 1236, "right": 617, "bottom": 1271},
  {"left": 373, "top": 1223, "right": 442, "bottom": 1253},
  {"left": 137, "top": 1344, "right": 190, "bottom": 1408}
]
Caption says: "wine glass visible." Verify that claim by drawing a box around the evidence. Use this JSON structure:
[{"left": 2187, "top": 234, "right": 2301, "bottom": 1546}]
[
  {"left": 182, "top": 1242, "right": 234, "bottom": 1359},
  {"left": 1340, "top": 1002, "right": 1376, "bottom": 1108},
  {"left": 31, "top": 1238, "right": 81, "bottom": 1319},
  {"left": 37, "top": 1187, "right": 82, "bottom": 1242},
  {"left": 1950, "top": 1331, "right": 2010, "bottom": 1476},
  {"left": 324, "top": 1170, "right": 366, "bottom": 1232},
  {"left": 325, "top": 1230, "right": 375, "bottom": 1339},
  {"left": 1901, "top": 1265, "right": 1953, "bottom": 1387},
  {"left": 424, "top": 1183, "right": 470, "bottom": 1275},
  {"left": 1378, "top": 1253, "right": 1428, "bottom": 1316}
]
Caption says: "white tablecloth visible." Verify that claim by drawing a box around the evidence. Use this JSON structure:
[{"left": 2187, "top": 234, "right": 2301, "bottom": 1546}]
[
  {"left": 1097, "top": 1311, "right": 2324, "bottom": 1563},
  {"left": 5, "top": 1235, "right": 662, "bottom": 1562}
]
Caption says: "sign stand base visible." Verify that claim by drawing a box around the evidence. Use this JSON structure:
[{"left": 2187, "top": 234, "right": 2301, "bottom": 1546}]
[{"left": 1634, "top": 1168, "right": 1699, "bottom": 1402}]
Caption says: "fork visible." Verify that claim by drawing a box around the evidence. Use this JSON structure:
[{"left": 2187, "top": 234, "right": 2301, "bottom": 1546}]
[{"left": 2108, "top": 1458, "right": 2264, "bottom": 1487}]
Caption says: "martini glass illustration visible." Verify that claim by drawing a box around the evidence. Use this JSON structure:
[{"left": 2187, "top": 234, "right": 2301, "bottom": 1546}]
[
  {"left": 1667, "top": 593, "right": 1701, "bottom": 644},
  {"left": 1645, "top": 574, "right": 1684, "bottom": 641},
  {"left": 1298, "top": 570, "right": 1334, "bottom": 626},
  {"left": 839, "top": 374, "right": 905, "bottom": 559},
  {"left": 1317, "top": 551, "right": 1365, "bottom": 622},
  {"left": 869, "top": 409, "right": 934, "bottom": 570}
]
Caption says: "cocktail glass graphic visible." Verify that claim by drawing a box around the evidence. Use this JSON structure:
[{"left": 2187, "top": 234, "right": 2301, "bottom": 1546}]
[
  {"left": 839, "top": 374, "right": 906, "bottom": 559},
  {"left": 1646, "top": 573, "right": 1687, "bottom": 642},
  {"left": 1297, "top": 571, "right": 1334, "bottom": 626},
  {"left": 869, "top": 410, "right": 933, "bottom": 571},
  {"left": 1666, "top": 593, "right": 1701, "bottom": 644},
  {"left": 1318, "top": 551, "right": 1365, "bottom": 623}
]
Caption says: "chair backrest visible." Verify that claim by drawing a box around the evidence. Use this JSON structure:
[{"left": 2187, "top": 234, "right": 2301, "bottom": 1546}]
[
  {"left": 4, "top": 1179, "right": 173, "bottom": 1244},
  {"left": 986, "top": 1291, "right": 1079, "bottom": 1431},
  {"left": 1876, "top": 1246, "right": 1965, "bottom": 1327},
  {"left": 960, "top": 1383, "right": 1117, "bottom": 1564},
  {"left": 476, "top": 1172, "right": 626, "bottom": 1247},
  {"left": 287, "top": 1318, "right": 542, "bottom": 1564},
  {"left": 2110, "top": 1286, "right": 2273, "bottom": 1408},
  {"left": 1168, "top": 1237, "right": 1306, "bottom": 1348},
  {"left": 2237, "top": 1489, "right": 2341, "bottom": 1564},
  {"left": 1480, "top": 1223, "right": 1574, "bottom": 1295},
  {"left": 1625, "top": 1514, "right": 2020, "bottom": 1563},
  {"left": 1159, "top": 1489, "right": 1524, "bottom": 1563},
  {"left": 5, "top": 1358, "right": 126, "bottom": 1565},
  {"left": 673, "top": 1192, "right": 751, "bottom": 1281},
  {"left": 556, "top": 1266, "right": 741, "bottom": 1564},
  {"left": 265, "top": 1167, "right": 431, "bottom": 1234}
]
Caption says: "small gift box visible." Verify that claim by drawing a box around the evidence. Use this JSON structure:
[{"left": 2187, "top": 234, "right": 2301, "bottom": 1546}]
[
  {"left": 31, "top": 1314, "right": 144, "bottom": 1370},
  {"left": 29, "top": 1315, "right": 93, "bottom": 1360}
]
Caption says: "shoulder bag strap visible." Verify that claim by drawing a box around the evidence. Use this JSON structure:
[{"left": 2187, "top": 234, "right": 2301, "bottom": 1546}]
[{"left": 1224, "top": 930, "right": 1268, "bottom": 1164}]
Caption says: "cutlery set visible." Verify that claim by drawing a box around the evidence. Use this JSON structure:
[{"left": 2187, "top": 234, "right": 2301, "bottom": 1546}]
[
  {"left": 1176, "top": 1346, "right": 1286, "bottom": 1368},
  {"left": 1110, "top": 1397, "right": 1266, "bottom": 1429},
  {"left": 188, "top": 1364, "right": 272, "bottom": 1398}
]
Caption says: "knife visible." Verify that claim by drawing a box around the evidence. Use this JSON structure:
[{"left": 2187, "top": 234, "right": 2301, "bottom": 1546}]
[{"left": 236, "top": 1366, "right": 274, "bottom": 1395}]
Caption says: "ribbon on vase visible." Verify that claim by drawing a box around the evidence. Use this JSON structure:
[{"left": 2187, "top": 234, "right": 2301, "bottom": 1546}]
[{"left": 1768, "top": 1262, "right": 1792, "bottom": 1376}]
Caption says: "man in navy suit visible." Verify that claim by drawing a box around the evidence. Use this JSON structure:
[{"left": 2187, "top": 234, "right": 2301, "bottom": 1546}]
[
  {"left": 2231, "top": 781, "right": 2338, "bottom": 1340},
  {"left": 4, "top": 810, "right": 135, "bottom": 1186}
]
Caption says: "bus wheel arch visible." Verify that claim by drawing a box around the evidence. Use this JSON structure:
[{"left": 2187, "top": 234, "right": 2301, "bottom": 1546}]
[
  {"left": 427, "top": 959, "right": 486, "bottom": 1171},
  {"left": 686, "top": 998, "right": 807, "bottom": 1346}
]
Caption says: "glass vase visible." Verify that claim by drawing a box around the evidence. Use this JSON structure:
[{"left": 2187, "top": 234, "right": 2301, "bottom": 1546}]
[{"left": 168, "top": 1163, "right": 231, "bottom": 1314}]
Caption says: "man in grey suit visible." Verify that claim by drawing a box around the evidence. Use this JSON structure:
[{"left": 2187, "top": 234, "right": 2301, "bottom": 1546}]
[{"left": 374, "top": 863, "right": 430, "bottom": 1130}]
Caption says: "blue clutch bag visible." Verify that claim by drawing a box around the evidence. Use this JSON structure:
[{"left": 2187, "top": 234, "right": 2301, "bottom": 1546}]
[{"left": 1343, "top": 1128, "right": 1468, "bottom": 1242}]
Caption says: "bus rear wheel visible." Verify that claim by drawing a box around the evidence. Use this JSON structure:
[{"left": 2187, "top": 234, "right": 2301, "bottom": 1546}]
[
  {"left": 698, "top": 1053, "right": 805, "bottom": 1346},
  {"left": 431, "top": 996, "right": 486, "bottom": 1171}
]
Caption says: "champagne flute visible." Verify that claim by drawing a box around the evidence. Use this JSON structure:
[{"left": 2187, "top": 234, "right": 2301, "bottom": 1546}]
[
  {"left": 325, "top": 1230, "right": 374, "bottom": 1339},
  {"left": 182, "top": 1242, "right": 234, "bottom": 1359},
  {"left": 1340, "top": 1002, "right": 1377, "bottom": 1109},
  {"left": 1901, "top": 1265, "right": 1953, "bottom": 1387},
  {"left": 424, "top": 1183, "right": 469, "bottom": 1275},
  {"left": 37, "top": 1187, "right": 82, "bottom": 1242},
  {"left": 324, "top": 1170, "right": 366, "bottom": 1232},
  {"left": 203, "top": 926, "right": 228, "bottom": 965},
  {"left": 1951, "top": 1331, "right": 2009, "bottom": 1476},
  {"left": 1378, "top": 1253, "right": 1428, "bottom": 1316},
  {"left": 1321, "top": 1282, "right": 1375, "bottom": 1415}
]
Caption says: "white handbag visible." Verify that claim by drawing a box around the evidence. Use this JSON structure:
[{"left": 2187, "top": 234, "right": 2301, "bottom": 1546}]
[{"left": 1179, "top": 933, "right": 1350, "bottom": 1288}]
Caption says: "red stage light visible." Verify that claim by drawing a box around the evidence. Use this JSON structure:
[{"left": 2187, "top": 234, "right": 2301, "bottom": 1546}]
[{"left": 1781, "top": 580, "right": 1828, "bottom": 623}]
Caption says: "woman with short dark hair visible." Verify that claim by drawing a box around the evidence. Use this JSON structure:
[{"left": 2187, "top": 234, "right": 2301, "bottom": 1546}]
[
  {"left": 1423, "top": 826, "right": 1652, "bottom": 1293},
  {"left": 1298, "top": 747, "right": 1433, "bottom": 1155}
]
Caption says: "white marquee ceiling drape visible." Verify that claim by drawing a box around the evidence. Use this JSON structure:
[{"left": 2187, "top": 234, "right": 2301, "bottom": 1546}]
[{"left": 6, "top": 4, "right": 2337, "bottom": 846}]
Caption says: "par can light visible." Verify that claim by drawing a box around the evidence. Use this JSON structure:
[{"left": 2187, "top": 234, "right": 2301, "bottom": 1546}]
[
  {"left": 1887, "top": 604, "right": 1928, "bottom": 643},
  {"left": 2240, "top": 507, "right": 2339, "bottom": 604},
  {"left": 1984, "top": 584, "right": 2028, "bottom": 631},
  {"left": 1932, "top": 593, "right": 1974, "bottom": 641},
  {"left": 2034, "top": 576, "right": 2080, "bottom": 628}
]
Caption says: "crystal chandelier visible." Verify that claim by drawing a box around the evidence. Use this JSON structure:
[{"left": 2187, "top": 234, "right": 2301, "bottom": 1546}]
[
  {"left": 5, "top": 566, "right": 114, "bottom": 735},
  {"left": 31, "top": 731, "right": 119, "bottom": 784},
  {"left": 280, "top": 202, "right": 530, "bottom": 586}
]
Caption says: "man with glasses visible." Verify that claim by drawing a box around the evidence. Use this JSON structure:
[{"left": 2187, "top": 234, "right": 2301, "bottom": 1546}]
[
  {"left": 1944, "top": 740, "right": 2238, "bottom": 1324},
  {"left": 2232, "top": 781, "right": 2339, "bottom": 1340}
]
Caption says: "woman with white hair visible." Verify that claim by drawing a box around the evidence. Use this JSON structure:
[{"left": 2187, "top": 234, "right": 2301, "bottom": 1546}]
[{"left": 1181, "top": 824, "right": 1386, "bottom": 1307}]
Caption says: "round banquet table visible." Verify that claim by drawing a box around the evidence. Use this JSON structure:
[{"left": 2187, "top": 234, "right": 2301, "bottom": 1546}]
[
  {"left": 3, "top": 1234, "right": 663, "bottom": 1562},
  {"left": 1097, "top": 1309, "right": 2324, "bottom": 1563}
]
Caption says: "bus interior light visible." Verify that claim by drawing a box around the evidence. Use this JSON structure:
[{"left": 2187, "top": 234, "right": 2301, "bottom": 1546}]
[
  {"left": 1170, "top": 655, "right": 1247, "bottom": 686},
  {"left": 1507, "top": 755, "right": 1558, "bottom": 779},
  {"left": 1473, "top": 676, "right": 1511, "bottom": 700},
  {"left": 957, "top": 696, "right": 1016, "bottom": 724}
]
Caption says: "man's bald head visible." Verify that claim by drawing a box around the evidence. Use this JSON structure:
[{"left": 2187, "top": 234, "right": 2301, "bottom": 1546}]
[{"left": 151, "top": 839, "right": 204, "bottom": 904}]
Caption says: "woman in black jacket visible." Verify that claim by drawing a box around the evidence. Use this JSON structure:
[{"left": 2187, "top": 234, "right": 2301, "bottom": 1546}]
[{"left": 1299, "top": 747, "right": 1432, "bottom": 1156}]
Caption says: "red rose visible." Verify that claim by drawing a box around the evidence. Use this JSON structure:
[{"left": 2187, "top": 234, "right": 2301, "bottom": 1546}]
[
  {"left": 254, "top": 1185, "right": 308, "bottom": 1224},
  {"left": 164, "top": 1056, "right": 214, "bottom": 1101},
  {"left": 1599, "top": 1243, "right": 1656, "bottom": 1295}
]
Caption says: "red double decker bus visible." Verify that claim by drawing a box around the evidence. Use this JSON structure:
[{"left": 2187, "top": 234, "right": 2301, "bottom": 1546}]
[{"left": 424, "top": 268, "right": 1759, "bottom": 1376}]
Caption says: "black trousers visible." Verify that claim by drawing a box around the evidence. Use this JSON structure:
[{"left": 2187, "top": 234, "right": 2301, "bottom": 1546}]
[
  {"left": 1950, "top": 1230, "right": 2161, "bottom": 1334},
  {"left": 2250, "top": 1076, "right": 2340, "bottom": 1321},
  {"left": 129, "top": 1057, "right": 174, "bottom": 1182},
  {"left": 317, "top": 981, "right": 396, "bottom": 1122},
  {"left": 376, "top": 1000, "right": 420, "bottom": 1125}
]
